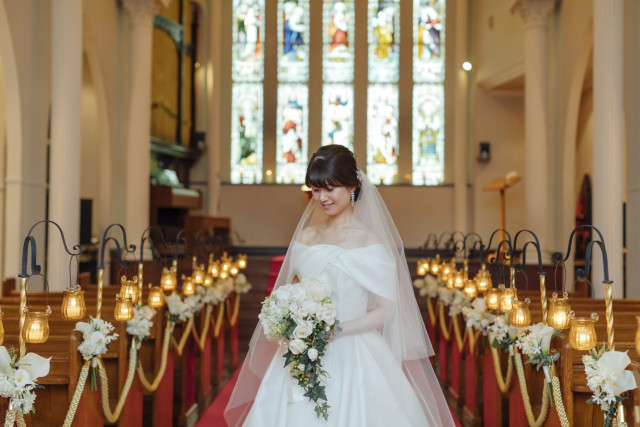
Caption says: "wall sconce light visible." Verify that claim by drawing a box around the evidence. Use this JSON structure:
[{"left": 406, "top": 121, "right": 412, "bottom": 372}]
[{"left": 477, "top": 142, "right": 491, "bottom": 162}]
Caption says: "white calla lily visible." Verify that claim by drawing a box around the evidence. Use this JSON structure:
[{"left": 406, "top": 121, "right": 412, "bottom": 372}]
[
  {"left": 597, "top": 351, "right": 637, "bottom": 395},
  {"left": 18, "top": 352, "right": 51, "bottom": 382}
]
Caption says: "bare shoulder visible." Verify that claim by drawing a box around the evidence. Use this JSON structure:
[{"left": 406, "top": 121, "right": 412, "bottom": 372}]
[
  {"left": 347, "top": 221, "right": 380, "bottom": 246},
  {"left": 297, "top": 225, "right": 319, "bottom": 245}
]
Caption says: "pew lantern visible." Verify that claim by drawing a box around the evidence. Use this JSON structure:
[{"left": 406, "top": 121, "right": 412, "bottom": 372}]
[
  {"left": 114, "top": 294, "right": 135, "bottom": 321},
  {"left": 548, "top": 292, "right": 572, "bottom": 330},
  {"left": 463, "top": 280, "right": 478, "bottom": 298},
  {"left": 475, "top": 265, "right": 492, "bottom": 293},
  {"left": 430, "top": 254, "right": 440, "bottom": 275},
  {"left": 446, "top": 275, "right": 455, "bottom": 290},
  {"left": 453, "top": 271, "right": 464, "bottom": 289},
  {"left": 202, "top": 273, "right": 214, "bottom": 288},
  {"left": 160, "top": 266, "right": 177, "bottom": 292},
  {"left": 416, "top": 263, "right": 427, "bottom": 276},
  {"left": 192, "top": 261, "right": 206, "bottom": 286},
  {"left": 568, "top": 312, "right": 598, "bottom": 351},
  {"left": 62, "top": 289, "right": 87, "bottom": 320},
  {"left": 499, "top": 286, "right": 515, "bottom": 313},
  {"left": 509, "top": 298, "right": 532, "bottom": 327},
  {"left": 230, "top": 263, "right": 240, "bottom": 277},
  {"left": 485, "top": 286, "right": 502, "bottom": 311},
  {"left": 22, "top": 309, "right": 52, "bottom": 344},
  {"left": 120, "top": 275, "right": 140, "bottom": 305},
  {"left": 237, "top": 254, "right": 248, "bottom": 269},
  {"left": 0, "top": 310, "right": 4, "bottom": 346},
  {"left": 148, "top": 286, "right": 165, "bottom": 308},
  {"left": 208, "top": 260, "right": 220, "bottom": 278},
  {"left": 182, "top": 275, "right": 196, "bottom": 296}
]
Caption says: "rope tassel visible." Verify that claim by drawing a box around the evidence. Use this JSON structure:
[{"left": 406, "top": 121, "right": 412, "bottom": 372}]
[
  {"left": 514, "top": 350, "right": 549, "bottom": 427},
  {"left": 490, "top": 345, "right": 513, "bottom": 394},
  {"left": 97, "top": 339, "right": 139, "bottom": 424},
  {"left": 62, "top": 361, "right": 91, "bottom": 427},
  {"left": 138, "top": 321, "right": 173, "bottom": 392}
]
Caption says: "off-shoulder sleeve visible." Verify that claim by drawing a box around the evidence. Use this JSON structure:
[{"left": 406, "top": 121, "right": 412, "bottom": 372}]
[{"left": 330, "top": 244, "right": 397, "bottom": 302}]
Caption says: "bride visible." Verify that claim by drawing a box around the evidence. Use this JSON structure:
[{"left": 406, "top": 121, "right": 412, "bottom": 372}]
[{"left": 225, "top": 145, "right": 454, "bottom": 426}]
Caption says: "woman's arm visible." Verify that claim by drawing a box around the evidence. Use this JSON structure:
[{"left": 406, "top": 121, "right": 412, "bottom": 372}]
[{"left": 335, "top": 295, "right": 388, "bottom": 337}]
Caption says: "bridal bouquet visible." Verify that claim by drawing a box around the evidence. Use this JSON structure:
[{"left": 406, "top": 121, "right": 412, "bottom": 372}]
[
  {"left": 75, "top": 316, "right": 119, "bottom": 390},
  {"left": 127, "top": 305, "right": 156, "bottom": 341},
  {"left": 582, "top": 347, "right": 638, "bottom": 426},
  {"left": 0, "top": 347, "right": 50, "bottom": 413},
  {"left": 259, "top": 279, "right": 337, "bottom": 420}
]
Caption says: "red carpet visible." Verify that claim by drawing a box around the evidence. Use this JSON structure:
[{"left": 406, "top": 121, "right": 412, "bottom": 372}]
[{"left": 197, "top": 366, "right": 462, "bottom": 427}]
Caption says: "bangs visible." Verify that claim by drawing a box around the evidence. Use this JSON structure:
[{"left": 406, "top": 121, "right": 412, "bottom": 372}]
[{"left": 305, "top": 160, "right": 343, "bottom": 189}]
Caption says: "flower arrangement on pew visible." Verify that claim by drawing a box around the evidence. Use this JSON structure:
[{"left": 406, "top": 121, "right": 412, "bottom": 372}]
[
  {"left": 516, "top": 322, "right": 561, "bottom": 406},
  {"left": 489, "top": 314, "right": 521, "bottom": 356},
  {"left": 127, "top": 305, "right": 156, "bottom": 342},
  {"left": 234, "top": 273, "right": 252, "bottom": 294},
  {"left": 449, "top": 289, "right": 471, "bottom": 317},
  {"left": 0, "top": 346, "right": 50, "bottom": 414},
  {"left": 462, "top": 297, "right": 496, "bottom": 334},
  {"left": 412, "top": 274, "right": 439, "bottom": 299},
  {"left": 166, "top": 293, "right": 194, "bottom": 325},
  {"left": 75, "top": 317, "right": 119, "bottom": 390},
  {"left": 437, "top": 286, "right": 454, "bottom": 306},
  {"left": 582, "top": 347, "right": 638, "bottom": 427}
]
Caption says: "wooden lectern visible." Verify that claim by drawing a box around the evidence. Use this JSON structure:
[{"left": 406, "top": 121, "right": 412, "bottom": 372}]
[{"left": 482, "top": 174, "right": 521, "bottom": 245}]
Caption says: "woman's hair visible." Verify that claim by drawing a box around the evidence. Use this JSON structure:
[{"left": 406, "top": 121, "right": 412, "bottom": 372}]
[{"left": 305, "top": 145, "right": 361, "bottom": 200}]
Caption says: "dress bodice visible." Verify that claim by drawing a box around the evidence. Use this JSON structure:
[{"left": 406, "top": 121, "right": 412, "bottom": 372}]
[{"left": 290, "top": 242, "right": 396, "bottom": 323}]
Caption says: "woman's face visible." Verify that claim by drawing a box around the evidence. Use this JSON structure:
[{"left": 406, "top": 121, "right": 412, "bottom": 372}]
[{"left": 312, "top": 185, "right": 353, "bottom": 217}]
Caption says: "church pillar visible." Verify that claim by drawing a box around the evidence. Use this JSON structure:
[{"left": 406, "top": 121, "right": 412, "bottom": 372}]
[
  {"left": 624, "top": 0, "right": 640, "bottom": 298},
  {"left": 122, "top": 0, "right": 169, "bottom": 244},
  {"left": 453, "top": 0, "right": 469, "bottom": 234},
  {"left": 48, "top": 0, "right": 82, "bottom": 291},
  {"left": 513, "top": 0, "right": 556, "bottom": 260},
  {"left": 592, "top": 0, "right": 624, "bottom": 298}
]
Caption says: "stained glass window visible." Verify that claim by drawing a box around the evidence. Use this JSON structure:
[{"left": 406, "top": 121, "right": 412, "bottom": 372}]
[
  {"left": 276, "top": 85, "right": 309, "bottom": 183},
  {"left": 321, "top": 84, "right": 354, "bottom": 150},
  {"left": 413, "top": 0, "right": 445, "bottom": 83},
  {"left": 412, "top": 0, "right": 445, "bottom": 185},
  {"left": 367, "top": 84, "right": 399, "bottom": 185},
  {"left": 232, "top": 0, "right": 265, "bottom": 82},
  {"left": 278, "top": 1, "right": 310, "bottom": 82},
  {"left": 412, "top": 84, "right": 444, "bottom": 185},
  {"left": 230, "top": 84, "right": 263, "bottom": 184},
  {"left": 323, "top": 0, "right": 355, "bottom": 83},
  {"left": 368, "top": 1, "right": 400, "bottom": 83}
]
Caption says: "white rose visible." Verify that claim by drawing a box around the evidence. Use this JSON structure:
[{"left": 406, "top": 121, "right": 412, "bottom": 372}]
[
  {"left": 273, "top": 285, "right": 292, "bottom": 302},
  {"left": 288, "top": 338, "right": 308, "bottom": 355},
  {"left": 293, "top": 319, "right": 313, "bottom": 339},
  {"left": 308, "top": 348, "right": 319, "bottom": 361},
  {"left": 316, "top": 305, "right": 336, "bottom": 326}
]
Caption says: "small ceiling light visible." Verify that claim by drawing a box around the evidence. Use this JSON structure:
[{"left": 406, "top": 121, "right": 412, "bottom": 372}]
[{"left": 462, "top": 61, "right": 473, "bottom": 71}]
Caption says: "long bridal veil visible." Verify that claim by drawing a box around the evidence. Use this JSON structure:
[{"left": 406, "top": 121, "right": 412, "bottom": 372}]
[{"left": 225, "top": 170, "right": 454, "bottom": 426}]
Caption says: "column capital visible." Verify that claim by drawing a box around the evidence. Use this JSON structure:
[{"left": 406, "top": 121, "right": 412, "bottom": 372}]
[
  {"left": 123, "top": 0, "right": 171, "bottom": 27},
  {"left": 511, "top": 0, "right": 558, "bottom": 30}
]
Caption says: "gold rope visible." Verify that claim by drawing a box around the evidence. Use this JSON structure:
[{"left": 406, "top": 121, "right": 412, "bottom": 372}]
[
  {"left": 137, "top": 321, "right": 172, "bottom": 392},
  {"left": 171, "top": 316, "right": 194, "bottom": 356},
  {"left": 191, "top": 305, "right": 213, "bottom": 351},
  {"left": 226, "top": 293, "right": 241, "bottom": 327},
  {"left": 438, "top": 302, "right": 452, "bottom": 341},
  {"left": 211, "top": 303, "right": 225, "bottom": 338},
  {"left": 468, "top": 327, "right": 482, "bottom": 356},
  {"left": 514, "top": 351, "right": 549, "bottom": 427},
  {"left": 452, "top": 315, "right": 468, "bottom": 352},
  {"left": 490, "top": 346, "right": 513, "bottom": 394},
  {"left": 426, "top": 297, "right": 436, "bottom": 325},
  {"left": 4, "top": 409, "right": 15, "bottom": 427},
  {"left": 605, "top": 282, "right": 614, "bottom": 351},
  {"left": 539, "top": 274, "right": 548, "bottom": 324},
  {"left": 552, "top": 376, "right": 570, "bottom": 427},
  {"left": 62, "top": 361, "right": 91, "bottom": 427},
  {"left": 97, "top": 339, "right": 138, "bottom": 423},
  {"left": 15, "top": 413, "right": 24, "bottom": 427}
]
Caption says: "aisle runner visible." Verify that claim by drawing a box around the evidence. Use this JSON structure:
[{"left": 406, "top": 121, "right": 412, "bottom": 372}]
[{"left": 196, "top": 365, "right": 462, "bottom": 426}]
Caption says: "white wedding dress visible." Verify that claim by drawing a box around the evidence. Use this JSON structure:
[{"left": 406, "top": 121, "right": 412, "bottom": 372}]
[{"left": 242, "top": 242, "right": 437, "bottom": 426}]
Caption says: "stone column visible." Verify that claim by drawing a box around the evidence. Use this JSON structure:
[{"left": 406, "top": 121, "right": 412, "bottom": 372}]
[
  {"left": 453, "top": 0, "right": 469, "bottom": 233},
  {"left": 513, "top": 0, "right": 557, "bottom": 261},
  {"left": 122, "top": 0, "right": 169, "bottom": 245},
  {"left": 592, "top": 0, "right": 624, "bottom": 298},
  {"left": 48, "top": 0, "right": 82, "bottom": 291}
]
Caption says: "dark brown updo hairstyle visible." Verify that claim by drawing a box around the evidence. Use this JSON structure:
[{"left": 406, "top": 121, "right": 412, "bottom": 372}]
[{"left": 305, "top": 145, "right": 361, "bottom": 201}]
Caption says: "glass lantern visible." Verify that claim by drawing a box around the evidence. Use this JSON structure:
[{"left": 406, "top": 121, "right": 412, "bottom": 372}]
[
  {"left": 509, "top": 299, "right": 532, "bottom": 327},
  {"left": 237, "top": 254, "right": 248, "bottom": 269},
  {"left": 453, "top": 271, "right": 464, "bottom": 289},
  {"left": 62, "top": 289, "right": 86, "bottom": 320},
  {"left": 230, "top": 263, "right": 239, "bottom": 276},
  {"left": 209, "top": 261, "right": 220, "bottom": 278},
  {"left": 192, "top": 264, "right": 206, "bottom": 285},
  {"left": 160, "top": 267, "right": 177, "bottom": 292},
  {"left": 182, "top": 275, "right": 196, "bottom": 296},
  {"left": 568, "top": 314, "right": 598, "bottom": 351},
  {"left": 114, "top": 295, "right": 134, "bottom": 321},
  {"left": 476, "top": 266, "right": 492, "bottom": 293},
  {"left": 120, "top": 276, "right": 140, "bottom": 305},
  {"left": 463, "top": 280, "right": 478, "bottom": 298},
  {"left": 548, "top": 292, "right": 572, "bottom": 330},
  {"left": 485, "top": 287, "right": 502, "bottom": 311},
  {"left": 202, "top": 273, "right": 214, "bottom": 288},
  {"left": 219, "top": 270, "right": 229, "bottom": 280},
  {"left": 148, "top": 286, "right": 165, "bottom": 308},
  {"left": 22, "top": 310, "right": 51, "bottom": 344},
  {"left": 446, "top": 275, "right": 455, "bottom": 290},
  {"left": 499, "top": 287, "right": 515, "bottom": 313}
]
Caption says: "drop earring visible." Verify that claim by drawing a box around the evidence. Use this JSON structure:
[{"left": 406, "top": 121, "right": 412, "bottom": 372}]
[{"left": 350, "top": 190, "right": 355, "bottom": 207}]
